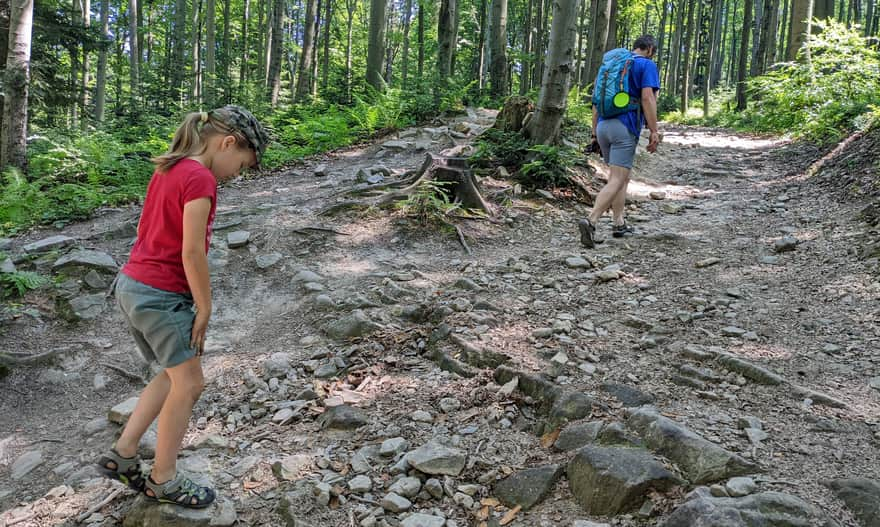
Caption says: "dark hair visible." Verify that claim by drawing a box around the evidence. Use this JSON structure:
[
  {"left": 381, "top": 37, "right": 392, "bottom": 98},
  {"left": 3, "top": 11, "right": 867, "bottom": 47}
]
[{"left": 633, "top": 35, "right": 658, "bottom": 53}]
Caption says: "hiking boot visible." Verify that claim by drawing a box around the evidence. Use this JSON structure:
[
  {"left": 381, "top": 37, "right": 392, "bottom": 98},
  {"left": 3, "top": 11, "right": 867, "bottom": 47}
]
[
  {"left": 578, "top": 219, "right": 596, "bottom": 248},
  {"left": 612, "top": 222, "right": 635, "bottom": 238}
]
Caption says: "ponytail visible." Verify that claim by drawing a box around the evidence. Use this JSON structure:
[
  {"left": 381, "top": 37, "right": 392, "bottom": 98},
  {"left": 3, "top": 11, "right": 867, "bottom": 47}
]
[{"left": 152, "top": 111, "right": 242, "bottom": 173}]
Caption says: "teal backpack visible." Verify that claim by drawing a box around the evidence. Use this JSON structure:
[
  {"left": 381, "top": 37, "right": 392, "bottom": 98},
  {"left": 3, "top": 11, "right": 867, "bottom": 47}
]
[{"left": 592, "top": 48, "right": 641, "bottom": 118}]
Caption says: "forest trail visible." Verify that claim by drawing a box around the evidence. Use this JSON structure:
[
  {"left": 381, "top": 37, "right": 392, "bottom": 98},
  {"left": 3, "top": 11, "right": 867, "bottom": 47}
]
[{"left": 1, "top": 111, "right": 878, "bottom": 527}]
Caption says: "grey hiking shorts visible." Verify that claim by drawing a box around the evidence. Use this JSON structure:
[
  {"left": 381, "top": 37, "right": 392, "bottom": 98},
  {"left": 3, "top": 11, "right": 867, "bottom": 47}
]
[
  {"left": 115, "top": 273, "right": 197, "bottom": 369},
  {"left": 596, "top": 118, "right": 638, "bottom": 169}
]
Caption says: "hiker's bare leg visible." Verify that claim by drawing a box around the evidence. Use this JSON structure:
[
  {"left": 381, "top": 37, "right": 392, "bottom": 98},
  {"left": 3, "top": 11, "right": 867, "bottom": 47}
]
[
  {"left": 115, "top": 370, "right": 171, "bottom": 458},
  {"left": 589, "top": 165, "right": 631, "bottom": 225},
  {"left": 150, "top": 356, "right": 204, "bottom": 484},
  {"left": 611, "top": 169, "right": 632, "bottom": 225}
]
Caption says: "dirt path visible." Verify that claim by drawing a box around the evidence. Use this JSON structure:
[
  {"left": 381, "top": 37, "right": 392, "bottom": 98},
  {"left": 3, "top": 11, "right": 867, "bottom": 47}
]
[{"left": 1, "top": 112, "right": 878, "bottom": 527}]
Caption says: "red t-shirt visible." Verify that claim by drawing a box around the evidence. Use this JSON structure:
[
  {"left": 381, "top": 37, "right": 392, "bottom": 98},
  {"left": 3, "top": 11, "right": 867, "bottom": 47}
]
[{"left": 122, "top": 159, "right": 217, "bottom": 293}]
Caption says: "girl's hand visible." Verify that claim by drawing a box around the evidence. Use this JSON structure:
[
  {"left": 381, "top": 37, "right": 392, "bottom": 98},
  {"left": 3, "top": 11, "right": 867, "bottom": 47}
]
[{"left": 191, "top": 308, "right": 210, "bottom": 356}]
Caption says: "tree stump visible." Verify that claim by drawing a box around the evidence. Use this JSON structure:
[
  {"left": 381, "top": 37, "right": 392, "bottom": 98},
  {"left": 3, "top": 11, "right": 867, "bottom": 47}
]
[{"left": 493, "top": 96, "right": 535, "bottom": 133}]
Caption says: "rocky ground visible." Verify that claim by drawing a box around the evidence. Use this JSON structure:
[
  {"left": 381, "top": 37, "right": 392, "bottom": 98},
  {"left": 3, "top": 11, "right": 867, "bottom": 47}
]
[{"left": 1, "top": 110, "right": 879, "bottom": 527}]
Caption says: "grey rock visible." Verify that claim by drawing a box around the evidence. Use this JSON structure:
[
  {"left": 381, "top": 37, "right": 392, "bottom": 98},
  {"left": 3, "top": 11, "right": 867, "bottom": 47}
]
[
  {"left": 314, "top": 362, "right": 339, "bottom": 378},
  {"left": 453, "top": 277, "right": 483, "bottom": 291},
  {"left": 726, "top": 477, "right": 757, "bottom": 497},
  {"left": 226, "top": 230, "right": 250, "bottom": 248},
  {"left": 567, "top": 445, "right": 681, "bottom": 515},
  {"left": 381, "top": 492, "right": 412, "bottom": 512},
  {"left": 773, "top": 236, "right": 799, "bottom": 253},
  {"left": 293, "top": 269, "right": 324, "bottom": 283},
  {"left": 400, "top": 514, "right": 446, "bottom": 527},
  {"left": 83, "top": 270, "right": 108, "bottom": 289},
  {"left": 494, "top": 464, "right": 564, "bottom": 510},
  {"left": 554, "top": 421, "right": 604, "bottom": 451},
  {"left": 314, "top": 164, "right": 328, "bottom": 177},
  {"left": 66, "top": 294, "right": 107, "bottom": 320},
  {"left": 23, "top": 235, "right": 75, "bottom": 253},
  {"left": 661, "top": 492, "right": 826, "bottom": 527},
  {"left": 439, "top": 397, "right": 461, "bottom": 413},
  {"left": 0, "top": 237, "right": 11, "bottom": 250},
  {"left": 870, "top": 377, "right": 880, "bottom": 391},
  {"left": 791, "top": 385, "right": 848, "bottom": 408},
  {"left": 318, "top": 405, "right": 368, "bottom": 430},
  {"left": 315, "top": 294, "right": 335, "bottom": 309},
  {"left": 122, "top": 496, "right": 237, "bottom": 527},
  {"left": 715, "top": 353, "right": 784, "bottom": 385},
  {"left": 277, "top": 485, "right": 321, "bottom": 527},
  {"left": 263, "top": 352, "right": 293, "bottom": 377},
  {"left": 388, "top": 476, "right": 422, "bottom": 498},
  {"left": 109, "top": 396, "right": 139, "bottom": 424},
  {"left": 826, "top": 478, "right": 880, "bottom": 527},
  {"left": 411, "top": 410, "right": 433, "bottom": 423},
  {"left": 573, "top": 522, "right": 611, "bottom": 527},
  {"left": 256, "top": 253, "right": 283, "bottom": 269},
  {"left": 351, "top": 445, "right": 381, "bottom": 474},
  {"left": 322, "top": 310, "right": 383, "bottom": 340},
  {"left": 548, "top": 390, "right": 596, "bottom": 427},
  {"left": 272, "top": 455, "right": 313, "bottom": 481},
  {"left": 453, "top": 491, "right": 474, "bottom": 508},
  {"left": 11, "top": 449, "right": 43, "bottom": 479},
  {"left": 566, "top": 257, "right": 591, "bottom": 269},
  {"left": 721, "top": 326, "right": 747, "bottom": 337},
  {"left": 424, "top": 478, "right": 444, "bottom": 499},
  {"left": 348, "top": 475, "right": 372, "bottom": 493},
  {"left": 601, "top": 383, "right": 655, "bottom": 407},
  {"left": 759, "top": 255, "right": 780, "bottom": 264},
  {"left": 380, "top": 437, "right": 409, "bottom": 457},
  {"left": 626, "top": 407, "right": 758, "bottom": 484},
  {"left": 304, "top": 282, "right": 325, "bottom": 292},
  {"left": 1, "top": 257, "right": 16, "bottom": 273},
  {"left": 695, "top": 257, "right": 721, "bottom": 268},
  {"left": 405, "top": 442, "right": 467, "bottom": 476},
  {"left": 597, "top": 421, "right": 644, "bottom": 447},
  {"left": 382, "top": 140, "right": 411, "bottom": 150},
  {"left": 53, "top": 250, "right": 118, "bottom": 273},
  {"left": 745, "top": 428, "right": 769, "bottom": 444}
]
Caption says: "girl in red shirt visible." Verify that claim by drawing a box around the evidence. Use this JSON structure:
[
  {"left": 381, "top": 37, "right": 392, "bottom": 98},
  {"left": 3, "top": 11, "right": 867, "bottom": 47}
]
[{"left": 99, "top": 106, "right": 268, "bottom": 508}]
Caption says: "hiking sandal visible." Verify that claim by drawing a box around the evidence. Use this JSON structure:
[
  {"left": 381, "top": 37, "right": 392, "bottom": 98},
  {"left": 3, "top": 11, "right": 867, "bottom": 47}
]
[
  {"left": 612, "top": 222, "right": 635, "bottom": 238},
  {"left": 145, "top": 473, "right": 216, "bottom": 509},
  {"left": 97, "top": 448, "right": 148, "bottom": 492},
  {"left": 578, "top": 219, "right": 596, "bottom": 248}
]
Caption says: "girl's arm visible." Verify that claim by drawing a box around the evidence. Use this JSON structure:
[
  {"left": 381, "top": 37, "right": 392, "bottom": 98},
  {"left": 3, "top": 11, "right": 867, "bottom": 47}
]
[{"left": 182, "top": 197, "right": 213, "bottom": 353}]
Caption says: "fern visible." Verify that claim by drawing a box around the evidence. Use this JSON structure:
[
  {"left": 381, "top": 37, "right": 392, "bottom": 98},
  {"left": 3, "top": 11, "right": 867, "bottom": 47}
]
[
  {"left": 394, "top": 180, "right": 462, "bottom": 225},
  {"left": 0, "top": 271, "right": 50, "bottom": 298}
]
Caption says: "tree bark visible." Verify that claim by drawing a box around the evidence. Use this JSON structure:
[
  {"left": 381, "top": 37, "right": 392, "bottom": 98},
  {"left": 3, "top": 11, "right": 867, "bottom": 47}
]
[
  {"left": 417, "top": 0, "right": 424, "bottom": 79},
  {"left": 221, "top": 0, "right": 230, "bottom": 101},
  {"left": 129, "top": 0, "right": 140, "bottom": 106},
  {"left": 95, "top": 0, "right": 109, "bottom": 122},
  {"left": 205, "top": 0, "right": 216, "bottom": 106},
  {"left": 586, "top": 0, "right": 611, "bottom": 90},
  {"left": 475, "top": 0, "right": 486, "bottom": 92},
  {"left": 321, "top": 0, "right": 332, "bottom": 93},
  {"left": 813, "top": 0, "right": 833, "bottom": 20},
  {"left": 525, "top": 0, "right": 581, "bottom": 145},
  {"left": 171, "top": 0, "right": 186, "bottom": 104},
  {"left": 520, "top": 0, "right": 532, "bottom": 93},
  {"left": 680, "top": 0, "right": 696, "bottom": 113},
  {"left": 191, "top": 0, "right": 202, "bottom": 104},
  {"left": 606, "top": 0, "right": 618, "bottom": 48},
  {"left": 1, "top": 0, "right": 32, "bottom": 172},
  {"left": 787, "top": 0, "right": 812, "bottom": 61},
  {"left": 240, "top": 0, "right": 249, "bottom": 94},
  {"left": 489, "top": 0, "right": 508, "bottom": 98},
  {"left": 344, "top": 0, "right": 354, "bottom": 101},
  {"left": 311, "top": 0, "right": 321, "bottom": 95},
  {"left": 293, "top": 0, "right": 317, "bottom": 100},
  {"left": 754, "top": 0, "right": 778, "bottom": 75},
  {"left": 0, "top": 0, "right": 8, "bottom": 129},
  {"left": 402, "top": 0, "right": 413, "bottom": 88},
  {"left": 437, "top": 0, "right": 457, "bottom": 95},
  {"left": 366, "top": 0, "right": 386, "bottom": 91},
  {"left": 80, "top": 0, "right": 91, "bottom": 128},
  {"left": 736, "top": 0, "right": 753, "bottom": 110}
]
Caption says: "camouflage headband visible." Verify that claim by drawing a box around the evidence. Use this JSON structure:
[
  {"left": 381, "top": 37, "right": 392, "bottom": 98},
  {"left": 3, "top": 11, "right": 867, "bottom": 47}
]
[{"left": 210, "top": 105, "right": 270, "bottom": 166}]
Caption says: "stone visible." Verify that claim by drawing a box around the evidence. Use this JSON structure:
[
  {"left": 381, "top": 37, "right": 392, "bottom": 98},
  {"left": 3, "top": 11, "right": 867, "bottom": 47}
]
[
  {"left": 661, "top": 203, "right": 684, "bottom": 214},
  {"left": 400, "top": 514, "right": 446, "bottom": 527},
  {"left": 66, "top": 294, "right": 107, "bottom": 320},
  {"left": 322, "top": 310, "right": 383, "bottom": 340},
  {"left": 494, "top": 464, "right": 564, "bottom": 510},
  {"left": 573, "top": 522, "right": 611, "bottom": 527},
  {"left": 11, "top": 449, "right": 43, "bottom": 479},
  {"left": 293, "top": 270, "right": 324, "bottom": 283},
  {"left": 1, "top": 257, "right": 14, "bottom": 273},
  {"left": 381, "top": 492, "right": 412, "bottom": 513},
  {"left": 454, "top": 277, "right": 483, "bottom": 291},
  {"left": 744, "top": 428, "right": 769, "bottom": 444},
  {"left": 272, "top": 455, "right": 313, "bottom": 481},
  {"left": 454, "top": 491, "right": 475, "bottom": 508},
  {"left": 661, "top": 492, "right": 825, "bottom": 527},
  {"left": 109, "top": 396, "right": 140, "bottom": 424},
  {"left": 52, "top": 250, "right": 118, "bottom": 273},
  {"left": 566, "top": 257, "right": 591, "bottom": 269},
  {"left": 826, "top": 478, "right": 880, "bottom": 527},
  {"left": 649, "top": 191, "right": 667, "bottom": 200},
  {"left": 439, "top": 397, "right": 461, "bottom": 413},
  {"left": 601, "top": 383, "right": 655, "bottom": 407},
  {"left": 122, "top": 496, "right": 237, "bottom": 527},
  {"left": 773, "top": 236, "right": 798, "bottom": 253},
  {"left": 83, "top": 270, "right": 108, "bottom": 289},
  {"left": 0, "top": 237, "right": 11, "bottom": 250},
  {"left": 23, "top": 235, "right": 75, "bottom": 253},
  {"left": 721, "top": 326, "right": 747, "bottom": 337},
  {"left": 554, "top": 421, "right": 604, "bottom": 451},
  {"left": 256, "top": 253, "right": 283, "bottom": 269},
  {"left": 382, "top": 140, "right": 411, "bottom": 150},
  {"left": 263, "top": 353, "right": 293, "bottom": 377},
  {"left": 548, "top": 390, "right": 596, "bottom": 427},
  {"left": 870, "top": 377, "right": 880, "bottom": 391},
  {"left": 405, "top": 442, "right": 467, "bottom": 476},
  {"left": 626, "top": 407, "right": 758, "bottom": 484},
  {"left": 304, "top": 282, "right": 325, "bottom": 292},
  {"left": 318, "top": 405, "right": 368, "bottom": 430},
  {"left": 596, "top": 270, "right": 621, "bottom": 282},
  {"left": 380, "top": 437, "right": 409, "bottom": 457},
  {"left": 567, "top": 445, "right": 681, "bottom": 515},
  {"left": 388, "top": 476, "right": 422, "bottom": 498},
  {"left": 314, "top": 164, "right": 328, "bottom": 177},
  {"left": 411, "top": 410, "right": 434, "bottom": 423},
  {"left": 226, "top": 230, "right": 250, "bottom": 248},
  {"left": 715, "top": 353, "right": 784, "bottom": 385},
  {"left": 725, "top": 477, "right": 757, "bottom": 497},
  {"left": 424, "top": 478, "right": 444, "bottom": 499},
  {"left": 348, "top": 475, "right": 372, "bottom": 493},
  {"left": 759, "top": 255, "right": 780, "bottom": 265},
  {"left": 695, "top": 257, "right": 721, "bottom": 268},
  {"left": 315, "top": 294, "right": 335, "bottom": 309},
  {"left": 314, "top": 362, "right": 339, "bottom": 378}
]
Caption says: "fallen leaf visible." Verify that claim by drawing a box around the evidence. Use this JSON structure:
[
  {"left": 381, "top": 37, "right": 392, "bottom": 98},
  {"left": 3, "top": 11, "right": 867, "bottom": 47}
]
[
  {"left": 540, "top": 428, "right": 561, "bottom": 448},
  {"left": 481, "top": 497, "right": 500, "bottom": 507},
  {"left": 243, "top": 481, "right": 261, "bottom": 490},
  {"left": 477, "top": 506, "right": 489, "bottom": 520},
  {"left": 500, "top": 505, "right": 522, "bottom": 525}
]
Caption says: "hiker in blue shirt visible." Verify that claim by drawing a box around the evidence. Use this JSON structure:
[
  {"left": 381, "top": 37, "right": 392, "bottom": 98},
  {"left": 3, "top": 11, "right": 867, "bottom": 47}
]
[{"left": 579, "top": 35, "right": 661, "bottom": 247}]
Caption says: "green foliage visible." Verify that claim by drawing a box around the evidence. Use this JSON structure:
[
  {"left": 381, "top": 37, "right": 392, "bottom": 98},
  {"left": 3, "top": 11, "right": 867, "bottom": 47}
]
[
  {"left": 563, "top": 87, "right": 595, "bottom": 143},
  {"left": 394, "top": 180, "right": 461, "bottom": 225},
  {"left": 520, "top": 144, "right": 582, "bottom": 188},
  {"left": 470, "top": 128, "right": 531, "bottom": 167},
  {"left": 0, "top": 271, "right": 50, "bottom": 298}
]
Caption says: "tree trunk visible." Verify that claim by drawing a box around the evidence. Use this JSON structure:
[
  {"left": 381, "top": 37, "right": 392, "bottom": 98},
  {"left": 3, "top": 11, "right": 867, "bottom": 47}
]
[
  {"left": 256, "top": 0, "right": 265, "bottom": 84},
  {"left": 754, "top": 0, "right": 778, "bottom": 75},
  {"left": 401, "top": 0, "right": 413, "bottom": 88},
  {"left": 344, "top": 0, "right": 354, "bottom": 101},
  {"left": 1, "top": 0, "right": 32, "bottom": 172},
  {"left": 171, "top": 0, "right": 186, "bottom": 105},
  {"left": 0, "top": 0, "right": 8, "bottom": 130},
  {"left": 129, "top": 0, "right": 140, "bottom": 105},
  {"left": 475, "top": 0, "right": 486, "bottom": 92},
  {"left": 437, "top": 0, "right": 457, "bottom": 95},
  {"left": 575, "top": 0, "right": 586, "bottom": 86},
  {"left": 586, "top": 0, "right": 611, "bottom": 90},
  {"left": 525, "top": 0, "right": 581, "bottom": 145},
  {"left": 489, "top": 0, "right": 508, "bottom": 98},
  {"left": 703, "top": 0, "right": 719, "bottom": 117},
  {"left": 777, "top": 0, "right": 788, "bottom": 61},
  {"left": 787, "top": 0, "right": 812, "bottom": 60},
  {"left": 736, "top": 0, "right": 753, "bottom": 110},
  {"left": 366, "top": 0, "right": 386, "bottom": 91},
  {"left": 606, "top": 0, "right": 618, "bottom": 48},
  {"left": 320, "top": 0, "right": 332, "bottom": 93},
  {"left": 866, "top": 0, "right": 876, "bottom": 35},
  {"left": 95, "top": 0, "right": 109, "bottom": 122},
  {"left": 813, "top": 0, "right": 833, "bottom": 20},
  {"left": 205, "top": 0, "right": 216, "bottom": 106},
  {"left": 240, "top": 0, "right": 249, "bottom": 94},
  {"left": 520, "top": 0, "right": 532, "bottom": 93},
  {"left": 656, "top": 0, "right": 669, "bottom": 83},
  {"left": 192, "top": 0, "right": 202, "bottom": 104},
  {"left": 417, "top": 0, "right": 424, "bottom": 79},
  {"left": 80, "top": 0, "right": 91, "bottom": 128},
  {"left": 266, "top": 0, "right": 282, "bottom": 103},
  {"left": 221, "top": 0, "right": 230, "bottom": 101},
  {"left": 532, "top": 0, "right": 547, "bottom": 89},
  {"left": 680, "top": 0, "right": 696, "bottom": 113},
  {"left": 709, "top": 0, "right": 724, "bottom": 86},
  {"left": 311, "top": 0, "right": 321, "bottom": 95},
  {"left": 293, "top": 0, "right": 316, "bottom": 100}
]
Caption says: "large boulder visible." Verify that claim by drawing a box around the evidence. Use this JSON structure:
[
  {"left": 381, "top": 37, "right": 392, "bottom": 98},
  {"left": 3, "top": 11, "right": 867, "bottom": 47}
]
[
  {"left": 122, "top": 497, "right": 236, "bottom": 527},
  {"left": 52, "top": 250, "right": 118, "bottom": 273},
  {"left": 661, "top": 491, "right": 830, "bottom": 527},
  {"left": 322, "top": 310, "right": 383, "bottom": 340},
  {"left": 494, "top": 464, "right": 564, "bottom": 510},
  {"left": 826, "top": 478, "right": 880, "bottom": 527},
  {"left": 626, "top": 407, "right": 758, "bottom": 484},
  {"left": 567, "top": 445, "right": 682, "bottom": 515}
]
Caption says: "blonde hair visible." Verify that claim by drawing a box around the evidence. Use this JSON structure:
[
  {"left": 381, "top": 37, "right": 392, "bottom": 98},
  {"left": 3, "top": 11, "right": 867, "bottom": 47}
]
[{"left": 152, "top": 109, "right": 249, "bottom": 173}]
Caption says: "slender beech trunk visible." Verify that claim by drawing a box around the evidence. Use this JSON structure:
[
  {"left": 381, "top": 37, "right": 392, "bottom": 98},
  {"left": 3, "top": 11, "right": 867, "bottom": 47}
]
[
  {"left": 240, "top": 0, "right": 250, "bottom": 94},
  {"left": 295, "top": 0, "right": 317, "bottom": 100},
  {"left": 525, "top": 0, "right": 582, "bottom": 145},
  {"left": 192, "top": 0, "right": 202, "bottom": 104},
  {"left": 205, "top": 0, "right": 216, "bottom": 106},
  {"left": 402, "top": 0, "right": 413, "bottom": 88},
  {"left": 95, "top": 0, "right": 109, "bottom": 123},
  {"left": 266, "top": 0, "right": 282, "bottom": 104},
  {"left": 475, "top": 0, "right": 486, "bottom": 92},
  {"left": 1, "top": 0, "right": 33, "bottom": 171},
  {"left": 80, "top": 0, "right": 91, "bottom": 128},
  {"left": 520, "top": 0, "right": 532, "bottom": 93},
  {"left": 222, "top": 0, "right": 230, "bottom": 101},
  {"left": 344, "top": 0, "right": 354, "bottom": 101},
  {"left": 787, "top": 0, "right": 812, "bottom": 60},
  {"left": 171, "top": 0, "right": 186, "bottom": 104},
  {"left": 489, "top": 0, "right": 508, "bottom": 97},
  {"left": 736, "top": 0, "right": 753, "bottom": 110},
  {"left": 417, "top": 0, "right": 424, "bottom": 80},
  {"left": 680, "top": 0, "right": 696, "bottom": 112},
  {"left": 366, "top": 0, "right": 386, "bottom": 91}
]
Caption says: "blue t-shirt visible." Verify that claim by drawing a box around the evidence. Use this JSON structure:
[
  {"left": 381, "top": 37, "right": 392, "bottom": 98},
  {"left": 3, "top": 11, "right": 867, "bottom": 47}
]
[{"left": 598, "top": 54, "right": 660, "bottom": 138}]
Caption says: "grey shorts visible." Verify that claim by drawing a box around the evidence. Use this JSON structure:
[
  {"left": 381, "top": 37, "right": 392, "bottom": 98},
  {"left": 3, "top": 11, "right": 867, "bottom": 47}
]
[
  {"left": 115, "top": 273, "right": 197, "bottom": 369},
  {"left": 596, "top": 118, "right": 638, "bottom": 169}
]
